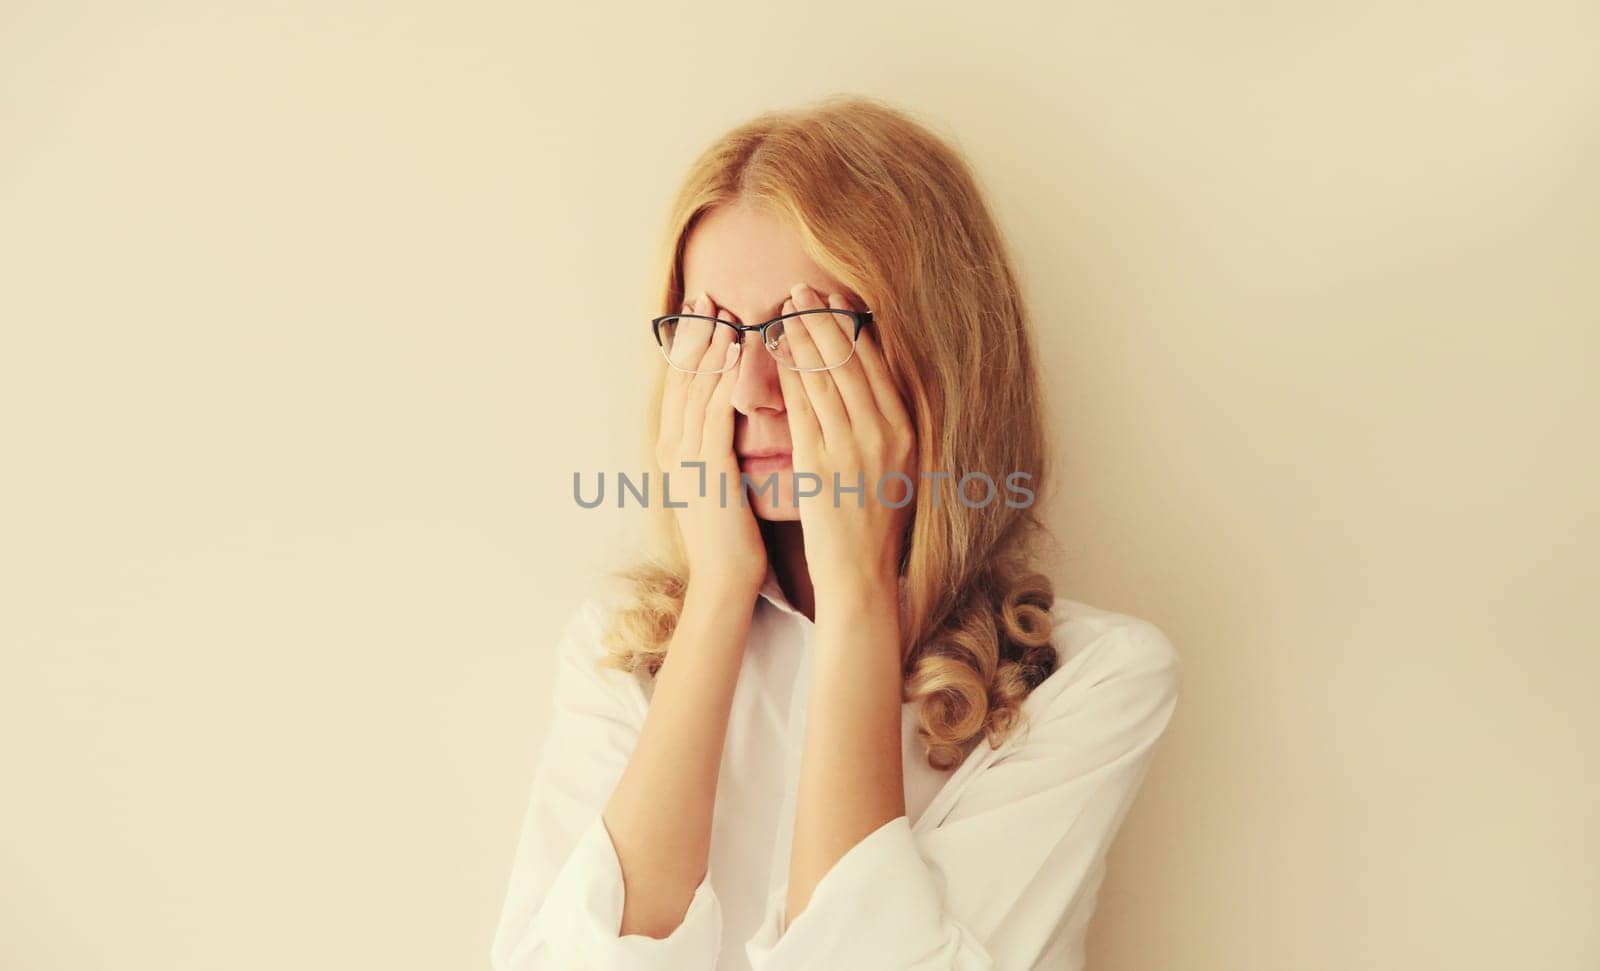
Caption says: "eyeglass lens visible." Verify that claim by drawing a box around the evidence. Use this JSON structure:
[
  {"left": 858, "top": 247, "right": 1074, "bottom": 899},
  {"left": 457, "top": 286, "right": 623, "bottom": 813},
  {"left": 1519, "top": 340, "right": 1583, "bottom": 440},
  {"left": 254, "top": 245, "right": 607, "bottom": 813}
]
[{"left": 656, "top": 311, "right": 858, "bottom": 373}]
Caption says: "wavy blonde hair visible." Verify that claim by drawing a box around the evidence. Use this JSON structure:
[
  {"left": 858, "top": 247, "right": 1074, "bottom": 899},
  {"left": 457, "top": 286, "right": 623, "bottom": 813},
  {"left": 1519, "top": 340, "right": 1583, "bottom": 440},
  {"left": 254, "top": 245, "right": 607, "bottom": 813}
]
[{"left": 598, "top": 94, "right": 1060, "bottom": 770}]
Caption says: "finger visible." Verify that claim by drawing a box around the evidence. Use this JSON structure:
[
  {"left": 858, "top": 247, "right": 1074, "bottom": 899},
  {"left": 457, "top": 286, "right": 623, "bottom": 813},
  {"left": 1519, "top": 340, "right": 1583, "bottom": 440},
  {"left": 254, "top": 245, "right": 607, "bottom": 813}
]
[
  {"left": 680, "top": 294, "right": 737, "bottom": 453},
  {"left": 694, "top": 294, "right": 739, "bottom": 374},
  {"left": 781, "top": 284, "right": 829, "bottom": 371},
  {"left": 702, "top": 305, "right": 742, "bottom": 456},
  {"left": 783, "top": 286, "right": 850, "bottom": 448},
  {"left": 775, "top": 350, "right": 821, "bottom": 456},
  {"left": 814, "top": 290, "right": 883, "bottom": 428},
  {"left": 852, "top": 323, "right": 914, "bottom": 433},
  {"left": 665, "top": 295, "right": 719, "bottom": 373},
  {"left": 656, "top": 297, "right": 696, "bottom": 459}
]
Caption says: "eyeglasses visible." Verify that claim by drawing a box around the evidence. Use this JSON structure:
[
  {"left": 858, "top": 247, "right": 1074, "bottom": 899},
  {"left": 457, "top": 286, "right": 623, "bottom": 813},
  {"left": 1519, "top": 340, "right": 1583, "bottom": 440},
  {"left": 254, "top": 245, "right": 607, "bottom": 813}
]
[{"left": 650, "top": 308, "right": 875, "bottom": 374}]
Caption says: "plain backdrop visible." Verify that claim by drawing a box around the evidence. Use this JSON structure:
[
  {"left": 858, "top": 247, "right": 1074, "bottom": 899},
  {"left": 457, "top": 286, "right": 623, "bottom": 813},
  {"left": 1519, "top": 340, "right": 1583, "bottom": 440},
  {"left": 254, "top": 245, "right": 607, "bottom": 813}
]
[{"left": 2, "top": 2, "right": 1596, "bottom": 969}]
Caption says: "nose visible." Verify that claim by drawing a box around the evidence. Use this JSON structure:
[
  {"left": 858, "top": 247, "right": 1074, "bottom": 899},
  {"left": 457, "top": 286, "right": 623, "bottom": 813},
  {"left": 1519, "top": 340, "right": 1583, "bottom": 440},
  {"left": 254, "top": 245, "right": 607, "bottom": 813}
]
[{"left": 728, "top": 330, "right": 786, "bottom": 418}]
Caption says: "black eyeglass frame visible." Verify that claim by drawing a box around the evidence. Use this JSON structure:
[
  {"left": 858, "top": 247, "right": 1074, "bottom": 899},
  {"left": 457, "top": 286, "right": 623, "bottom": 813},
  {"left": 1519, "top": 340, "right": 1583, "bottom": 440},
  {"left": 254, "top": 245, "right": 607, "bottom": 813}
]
[{"left": 649, "top": 308, "right": 875, "bottom": 374}]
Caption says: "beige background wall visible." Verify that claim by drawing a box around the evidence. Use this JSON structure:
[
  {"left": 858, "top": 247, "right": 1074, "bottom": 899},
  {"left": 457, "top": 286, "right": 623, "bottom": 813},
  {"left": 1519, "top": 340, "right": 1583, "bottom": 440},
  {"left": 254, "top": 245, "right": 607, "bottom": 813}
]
[{"left": 3, "top": 3, "right": 1595, "bottom": 969}]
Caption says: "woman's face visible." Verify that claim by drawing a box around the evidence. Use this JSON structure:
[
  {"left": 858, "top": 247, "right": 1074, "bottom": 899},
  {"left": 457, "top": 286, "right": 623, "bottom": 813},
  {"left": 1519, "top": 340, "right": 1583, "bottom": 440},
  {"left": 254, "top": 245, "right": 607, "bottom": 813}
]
[{"left": 678, "top": 201, "right": 862, "bottom": 522}]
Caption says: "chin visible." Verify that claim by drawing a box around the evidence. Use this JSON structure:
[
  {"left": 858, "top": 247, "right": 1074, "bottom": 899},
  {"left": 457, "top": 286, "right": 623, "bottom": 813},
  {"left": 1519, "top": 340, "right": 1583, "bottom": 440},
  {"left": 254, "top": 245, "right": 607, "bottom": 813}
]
[{"left": 752, "top": 500, "right": 801, "bottom": 523}]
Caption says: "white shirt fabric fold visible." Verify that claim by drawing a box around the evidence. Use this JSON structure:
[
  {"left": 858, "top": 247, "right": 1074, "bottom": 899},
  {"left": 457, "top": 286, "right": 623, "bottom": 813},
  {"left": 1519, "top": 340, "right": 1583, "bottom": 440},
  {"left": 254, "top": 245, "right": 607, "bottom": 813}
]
[{"left": 491, "top": 568, "right": 1181, "bottom": 971}]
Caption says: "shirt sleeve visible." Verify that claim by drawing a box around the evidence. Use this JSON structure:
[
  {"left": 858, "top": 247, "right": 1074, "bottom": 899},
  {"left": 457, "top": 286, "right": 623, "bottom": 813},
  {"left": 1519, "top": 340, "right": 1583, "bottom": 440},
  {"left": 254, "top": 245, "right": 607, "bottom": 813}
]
[
  {"left": 490, "top": 596, "right": 725, "bottom": 970},
  {"left": 743, "top": 618, "right": 1182, "bottom": 971}
]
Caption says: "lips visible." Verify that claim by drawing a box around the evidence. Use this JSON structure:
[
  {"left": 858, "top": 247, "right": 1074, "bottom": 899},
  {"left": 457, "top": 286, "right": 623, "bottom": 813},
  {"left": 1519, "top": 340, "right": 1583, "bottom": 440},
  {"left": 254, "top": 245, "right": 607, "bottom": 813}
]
[{"left": 737, "top": 450, "right": 793, "bottom": 474}]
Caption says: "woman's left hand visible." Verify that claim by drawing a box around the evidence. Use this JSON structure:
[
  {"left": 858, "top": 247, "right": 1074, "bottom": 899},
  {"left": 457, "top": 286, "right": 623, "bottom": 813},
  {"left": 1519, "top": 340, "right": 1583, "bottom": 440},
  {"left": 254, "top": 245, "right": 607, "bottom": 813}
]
[{"left": 775, "top": 283, "right": 918, "bottom": 613}]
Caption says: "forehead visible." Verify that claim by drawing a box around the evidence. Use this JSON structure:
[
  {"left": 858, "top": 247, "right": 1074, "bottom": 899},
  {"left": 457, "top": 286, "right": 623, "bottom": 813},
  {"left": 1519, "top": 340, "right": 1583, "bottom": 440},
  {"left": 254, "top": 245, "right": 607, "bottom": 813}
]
[{"left": 680, "top": 201, "right": 854, "bottom": 320}]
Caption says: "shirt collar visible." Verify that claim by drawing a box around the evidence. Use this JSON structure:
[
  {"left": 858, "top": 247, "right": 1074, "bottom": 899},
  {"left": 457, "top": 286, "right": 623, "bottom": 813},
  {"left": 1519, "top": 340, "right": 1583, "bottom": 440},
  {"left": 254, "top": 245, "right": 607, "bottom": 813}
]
[{"left": 756, "top": 563, "right": 803, "bottom": 618}]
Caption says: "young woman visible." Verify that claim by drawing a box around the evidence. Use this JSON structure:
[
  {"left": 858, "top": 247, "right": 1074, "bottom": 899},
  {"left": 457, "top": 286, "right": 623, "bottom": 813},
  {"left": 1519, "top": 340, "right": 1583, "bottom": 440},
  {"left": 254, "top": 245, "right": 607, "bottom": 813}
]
[{"left": 491, "top": 95, "right": 1181, "bottom": 971}]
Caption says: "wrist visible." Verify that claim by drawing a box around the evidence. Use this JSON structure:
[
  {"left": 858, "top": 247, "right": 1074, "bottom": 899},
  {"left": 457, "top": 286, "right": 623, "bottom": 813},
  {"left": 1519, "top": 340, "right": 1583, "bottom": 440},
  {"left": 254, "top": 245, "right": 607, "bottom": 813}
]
[
  {"left": 813, "top": 569, "right": 901, "bottom": 622},
  {"left": 684, "top": 571, "right": 764, "bottom": 611}
]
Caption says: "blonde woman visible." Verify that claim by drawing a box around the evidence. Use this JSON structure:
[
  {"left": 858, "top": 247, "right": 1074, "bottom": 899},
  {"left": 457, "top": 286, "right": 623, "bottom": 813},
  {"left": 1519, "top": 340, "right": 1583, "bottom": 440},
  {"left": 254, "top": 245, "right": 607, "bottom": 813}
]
[{"left": 492, "top": 95, "right": 1181, "bottom": 971}]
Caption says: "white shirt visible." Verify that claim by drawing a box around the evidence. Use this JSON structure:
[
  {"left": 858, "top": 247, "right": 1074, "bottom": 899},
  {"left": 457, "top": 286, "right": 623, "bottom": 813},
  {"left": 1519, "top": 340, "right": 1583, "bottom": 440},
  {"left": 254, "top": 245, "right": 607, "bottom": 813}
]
[{"left": 491, "top": 567, "right": 1181, "bottom": 971}]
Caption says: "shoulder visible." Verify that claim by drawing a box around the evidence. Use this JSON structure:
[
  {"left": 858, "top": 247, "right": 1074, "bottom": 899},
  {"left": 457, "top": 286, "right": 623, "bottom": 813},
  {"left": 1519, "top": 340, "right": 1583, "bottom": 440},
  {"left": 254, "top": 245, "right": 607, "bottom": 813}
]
[
  {"left": 1015, "top": 597, "right": 1183, "bottom": 728},
  {"left": 552, "top": 572, "right": 641, "bottom": 664},
  {"left": 548, "top": 586, "right": 651, "bottom": 717},
  {"left": 552, "top": 593, "right": 614, "bottom": 663},
  {"left": 1049, "top": 598, "right": 1182, "bottom": 681}
]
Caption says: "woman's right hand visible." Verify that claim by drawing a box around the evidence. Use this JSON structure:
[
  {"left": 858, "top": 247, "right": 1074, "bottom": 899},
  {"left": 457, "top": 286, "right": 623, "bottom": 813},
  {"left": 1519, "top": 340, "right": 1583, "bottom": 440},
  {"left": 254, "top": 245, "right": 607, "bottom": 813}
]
[{"left": 655, "top": 293, "right": 768, "bottom": 596}]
